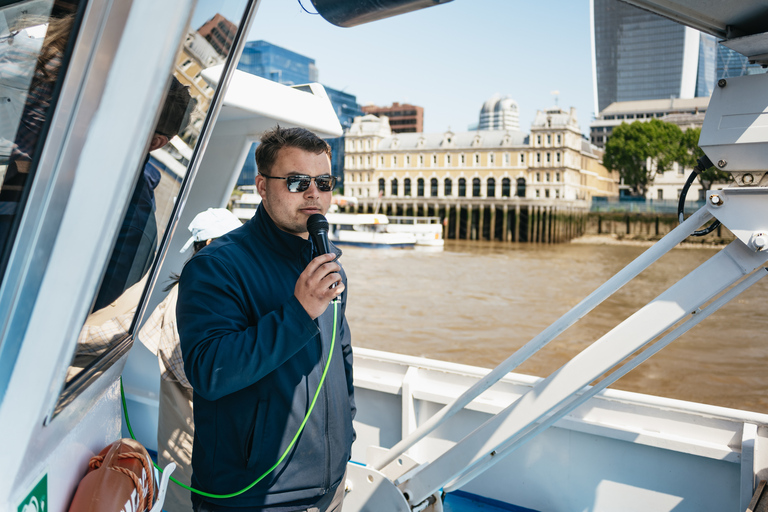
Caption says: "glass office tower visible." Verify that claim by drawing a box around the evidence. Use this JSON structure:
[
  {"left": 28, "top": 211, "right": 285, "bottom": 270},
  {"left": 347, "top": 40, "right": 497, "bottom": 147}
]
[{"left": 591, "top": 0, "right": 715, "bottom": 113}]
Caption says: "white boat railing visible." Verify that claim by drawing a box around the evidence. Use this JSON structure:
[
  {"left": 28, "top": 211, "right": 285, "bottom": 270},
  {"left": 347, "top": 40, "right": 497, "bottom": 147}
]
[{"left": 367, "top": 199, "right": 768, "bottom": 510}]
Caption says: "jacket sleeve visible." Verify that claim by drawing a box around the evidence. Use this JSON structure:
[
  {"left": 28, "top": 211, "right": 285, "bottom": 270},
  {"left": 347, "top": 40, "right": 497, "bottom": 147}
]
[
  {"left": 338, "top": 277, "right": 356, "bottom": 431},
  {"left": 177, "top": 253, "right": 319, "bottom": 401}
]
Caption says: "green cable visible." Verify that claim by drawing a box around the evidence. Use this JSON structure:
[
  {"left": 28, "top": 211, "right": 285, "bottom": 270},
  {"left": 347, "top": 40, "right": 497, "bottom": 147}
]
[{"left": 121, "top": 300, "right": 339, "bottom": 499}]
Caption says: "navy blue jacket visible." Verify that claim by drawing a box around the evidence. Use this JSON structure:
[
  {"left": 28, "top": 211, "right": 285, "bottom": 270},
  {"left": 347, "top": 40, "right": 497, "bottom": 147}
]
[{"left": 177, "top": 205, "right": 355, "bottom": 508}]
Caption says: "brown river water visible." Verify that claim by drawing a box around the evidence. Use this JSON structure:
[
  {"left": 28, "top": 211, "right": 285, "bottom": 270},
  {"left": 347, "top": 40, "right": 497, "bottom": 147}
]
[{"left": 340, "top": 239, "right": 768, "bottom": 414}]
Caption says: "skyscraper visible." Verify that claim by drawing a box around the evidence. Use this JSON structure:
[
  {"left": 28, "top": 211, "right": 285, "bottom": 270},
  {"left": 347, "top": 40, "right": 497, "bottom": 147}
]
[{"left": 591, "top": 0, "right": 716, "bottom": 114}]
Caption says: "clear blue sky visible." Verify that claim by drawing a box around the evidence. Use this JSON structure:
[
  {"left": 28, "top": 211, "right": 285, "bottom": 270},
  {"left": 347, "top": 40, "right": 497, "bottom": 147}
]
[{"left": 197, "top": 0, "right": 596, "bottom": 135}]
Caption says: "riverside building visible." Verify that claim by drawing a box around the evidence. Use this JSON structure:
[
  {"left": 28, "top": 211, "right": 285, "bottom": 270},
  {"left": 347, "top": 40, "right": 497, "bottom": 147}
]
[
  {"left": 590, "top": 97, "right": 709, "bottom": 202},
  {"left": 343, "top": 108, "right": 619, "bottom": 242}
]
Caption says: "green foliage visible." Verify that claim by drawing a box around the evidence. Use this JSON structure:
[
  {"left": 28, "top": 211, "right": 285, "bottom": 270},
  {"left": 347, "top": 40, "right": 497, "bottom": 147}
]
[
  {"left": 678, "top": 127, "right": 730, "bottom": 190},
  {"left": 603, "top": 119, "right": 682, "bottom": 197}
]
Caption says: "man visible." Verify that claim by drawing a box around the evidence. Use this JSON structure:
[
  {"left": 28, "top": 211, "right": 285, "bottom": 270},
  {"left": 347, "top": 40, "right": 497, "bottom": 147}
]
[{"left": 177, "top": 126, "right": 354, "bottom": 512}]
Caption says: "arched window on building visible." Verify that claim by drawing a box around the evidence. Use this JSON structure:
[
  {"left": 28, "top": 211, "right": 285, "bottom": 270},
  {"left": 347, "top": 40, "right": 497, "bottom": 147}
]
[
  {"left": 391, "top": 178, "right": 398, "bottom": 196},
  {"left": 458, "top": 178, "right": 466, "bottom": 197},
  {"left": 417, "top": 178, "right": 425, "bottom": 197},
  {"left": 430, "top": 178, "right": 438, "bottom": 196},
  {"left": 472, "top": 177, "right": 481, "bottom": 197},
  {"left": 379, "top": 178, "right": 385, "bottom": 195},
  {"left": 516, "top": 177, "right": 526, "bottom": 197},
  {"left": 445, "top": 178, "right": 452, "bottom": 196},
  {"left": 404, "top": 178, "right": 411, "bottom": 196},
  {"left": 487, "top": 177, "right": 495, "bottom": 198},
  {"left": 501, "top": 177, "right": 511, "bottom": 197}
]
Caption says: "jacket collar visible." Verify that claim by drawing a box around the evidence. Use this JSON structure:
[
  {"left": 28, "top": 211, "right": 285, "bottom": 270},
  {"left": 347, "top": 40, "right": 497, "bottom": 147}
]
[{"left": 247, "top": 204, "right": 313, "bottom": 260}]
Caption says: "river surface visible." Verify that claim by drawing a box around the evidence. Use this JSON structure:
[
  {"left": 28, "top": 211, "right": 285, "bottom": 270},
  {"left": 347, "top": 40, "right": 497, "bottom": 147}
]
[{"left": 340, "top": 239, "right": 768, "bottom": 414}]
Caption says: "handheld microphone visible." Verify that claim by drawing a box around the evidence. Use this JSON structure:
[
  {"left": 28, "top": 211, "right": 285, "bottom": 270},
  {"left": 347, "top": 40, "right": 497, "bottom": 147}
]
[
  {"left": 307, "top": 213, "right": 332, "bottom": 256},
  {"left": 307, "top": 214, "right": 339, "bottom": 298}
]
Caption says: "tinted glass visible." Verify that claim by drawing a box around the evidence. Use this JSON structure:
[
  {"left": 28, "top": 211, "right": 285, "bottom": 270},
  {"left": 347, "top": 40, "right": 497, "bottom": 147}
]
[
  {"left": 66, "top": 0, "right": 251, "bottom": 386},
  {"left": 0, "top": 0, "right": 81, "bottom": 282}
]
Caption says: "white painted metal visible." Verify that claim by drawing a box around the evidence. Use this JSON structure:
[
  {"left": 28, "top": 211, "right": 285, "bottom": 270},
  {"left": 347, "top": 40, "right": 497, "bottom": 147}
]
[
  {"left": 400, "top": 238, "right": 768, "bottom": 507},
  {"left": 440, "top": 266, "right": 768, "bottom": 500},
  {"left": 353, "top": 347, "right": 768, "bottom": 512},
  {"left": 371, "top": 206, "right": 713, "bottom": 472},
  {"left": 0, "top": 1, "right": 197, "bottom": 510},
  {"left": 699, "top": 73, "right": 768, "bottom": 174}
]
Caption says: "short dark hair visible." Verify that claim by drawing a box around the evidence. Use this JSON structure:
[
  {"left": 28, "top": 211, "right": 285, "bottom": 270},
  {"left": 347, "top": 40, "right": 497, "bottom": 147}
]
[
  {"left": 254, "top": 126, "right": 332, "bottom": 175},
  {"left": 155, "top": 77, "right": 195, "bottom": 138}
]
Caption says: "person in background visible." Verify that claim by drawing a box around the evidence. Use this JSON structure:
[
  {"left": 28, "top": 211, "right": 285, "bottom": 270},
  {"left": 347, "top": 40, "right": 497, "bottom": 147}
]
[
  {"left": 93, "top": 76, "right": 194, "bottom": 311},
  {"left": 177, "top": 126, "right": 355, "bottom": 512},
  {"left": 139, "top": 207, "right": 242, "bottom": 512}
]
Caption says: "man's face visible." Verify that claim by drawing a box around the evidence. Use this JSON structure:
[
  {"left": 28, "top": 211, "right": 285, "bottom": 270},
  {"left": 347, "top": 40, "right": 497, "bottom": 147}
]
[{"left": 255, "top": 146, "right": 333, "bottom": 239}]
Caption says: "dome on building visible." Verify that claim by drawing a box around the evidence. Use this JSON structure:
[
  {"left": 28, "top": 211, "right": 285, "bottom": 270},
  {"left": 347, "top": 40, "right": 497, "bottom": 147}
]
[{"left": 478, "top": 94, "right": 520, "bottom": 131}]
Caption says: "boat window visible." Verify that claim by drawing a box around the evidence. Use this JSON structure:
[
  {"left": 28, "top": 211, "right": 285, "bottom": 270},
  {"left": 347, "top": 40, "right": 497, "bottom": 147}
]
[
  {"left": 0, "top": 0, "right": 83, "bottom": 287},
  {"left": 61, "top": 0, "right": 252, "bottom": 396}
]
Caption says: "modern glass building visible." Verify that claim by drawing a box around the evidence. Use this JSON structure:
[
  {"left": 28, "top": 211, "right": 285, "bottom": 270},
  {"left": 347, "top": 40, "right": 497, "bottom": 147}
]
[
  {"left": 591, "top": 0, "right": 716, "bottom": 114},
  {"left": 716, "top": 45, "right": 767, "bottom": 79},
  {"left": 235, "top": 40, "right": 362, "bottom": 187}
]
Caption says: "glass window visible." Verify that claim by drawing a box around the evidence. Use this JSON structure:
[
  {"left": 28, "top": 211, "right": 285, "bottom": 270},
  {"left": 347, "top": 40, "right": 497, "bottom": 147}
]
[
  {"left": 404, "top": 178, "right": 411, "bottom": 196},
  {"left": 446, "top": 154, "right": 452, "bottom": 165},
  {"left": 378, "top": 178, "right": 385, "bottom": 194},
  {"left": 487, "top": 177, "right": 495, "bottom": 197},
  {"left": 444, "top": 178, "right": 452, "bottom": 196},
  {"left": 458, "top": 178, "right": 466, "bottom": 197},
  {"left": 392, "top": 155, "right": 397, "bottom": 166},
  {"left": 391, "top": 178, "right": 398, "bottom": 196},
  {"left": 67, "top": 0, "right": 251, "bottom": 388},
  {"left": 516, "top": 177, "right": 526, "bottom": 197},
  {"left": 472, "top": 177, "right": 481, "bottom": 197},
  {"left": 460, "top": 154, "right": 465, "bottom": 165},
  {"left": 501, "top": 177, "right": 511, "bottom": 197},
  {"left": 417, "top": 178, "right": 424, "bottom": 197},
  {"left": 0, "top": 2, "right": 82, "bottom": 283},
  {"left": 430, "top": 177, "right": 438, "bottom": 197}
]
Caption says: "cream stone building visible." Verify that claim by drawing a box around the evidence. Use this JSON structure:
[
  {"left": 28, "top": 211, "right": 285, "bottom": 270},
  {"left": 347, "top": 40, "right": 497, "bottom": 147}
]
[{"left": 344, "top": 107, "right": 618, "bottom": 204}]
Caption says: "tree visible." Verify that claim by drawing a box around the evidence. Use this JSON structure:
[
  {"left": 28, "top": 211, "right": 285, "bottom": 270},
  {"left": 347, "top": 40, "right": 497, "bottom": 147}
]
[
  {"left": 677, "top": 127, "right": 730, "bottom": 191},
  {"left": 603, "top": 119, "right": 683, "bottom": 197}
]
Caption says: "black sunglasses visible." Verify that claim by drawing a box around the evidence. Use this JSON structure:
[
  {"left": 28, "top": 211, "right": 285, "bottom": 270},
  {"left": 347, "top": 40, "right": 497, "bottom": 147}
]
[{"left": 261, "top": 174, "right": 336, "bottom": 192}]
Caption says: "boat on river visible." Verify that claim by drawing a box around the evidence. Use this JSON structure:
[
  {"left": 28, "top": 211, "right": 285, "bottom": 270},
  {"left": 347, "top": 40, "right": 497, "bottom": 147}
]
[
  {"left": 326, "top": 212, "right": 417, "bottom": 248},
  {"left": 2, "top": 1, "right": 768, "bottom": 512},
  {"left": 386, "top": 216, "right": 445, "bottom": 250}
]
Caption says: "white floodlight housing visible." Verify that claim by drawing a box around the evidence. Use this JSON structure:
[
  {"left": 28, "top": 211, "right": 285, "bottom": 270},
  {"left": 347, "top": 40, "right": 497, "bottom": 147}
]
[{"left": 699, "top": 73, "right": 768, "bottom": 187}]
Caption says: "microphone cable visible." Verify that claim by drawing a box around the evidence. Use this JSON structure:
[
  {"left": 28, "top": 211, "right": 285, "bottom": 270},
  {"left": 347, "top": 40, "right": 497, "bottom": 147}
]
[{"left": 120, "top": 299, "right": 340, "bottom": 499}]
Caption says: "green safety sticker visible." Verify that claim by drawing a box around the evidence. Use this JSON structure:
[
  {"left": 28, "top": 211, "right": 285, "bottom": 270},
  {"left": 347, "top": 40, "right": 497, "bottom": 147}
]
[{"left": 17, "top": 474, "right": 47, "bottom": 512}]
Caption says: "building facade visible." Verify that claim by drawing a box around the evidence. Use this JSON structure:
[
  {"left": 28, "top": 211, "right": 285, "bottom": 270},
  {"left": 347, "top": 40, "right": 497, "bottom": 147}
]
[
  {"left": 361, "top": 102, "right": 424, "bottom": 133},
  {"left": 591, "top": 0, "right": 716, "bottom": 114},
  {"left": 196, "top": 13, "right": 237, "bottom": 58},
  {"left": 478, "top": 95, "right": 520, "bottom": 131},
  {"left": 345, "top": 108, "right": 618, "bottom": 204}
]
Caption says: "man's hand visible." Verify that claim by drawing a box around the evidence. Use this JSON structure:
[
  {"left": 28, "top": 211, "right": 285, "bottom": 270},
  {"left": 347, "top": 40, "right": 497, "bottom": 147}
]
[{"left": 295, "top": 253, "right": 344, "bottom": 319}]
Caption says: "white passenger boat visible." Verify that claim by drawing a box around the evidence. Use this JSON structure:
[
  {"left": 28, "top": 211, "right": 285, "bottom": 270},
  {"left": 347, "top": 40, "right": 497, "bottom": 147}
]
[
  {"left": 386, "top": 216, "right": 445, "bottom": 250},
  {"left": 2, "top": 1, "right": 768, "bottom": 512},
  {"left": 231, "top": 189, "right": 261, "bottom": 222},
  {"left": 326, "top": 212, "right": 417, "bottom": 248}
]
